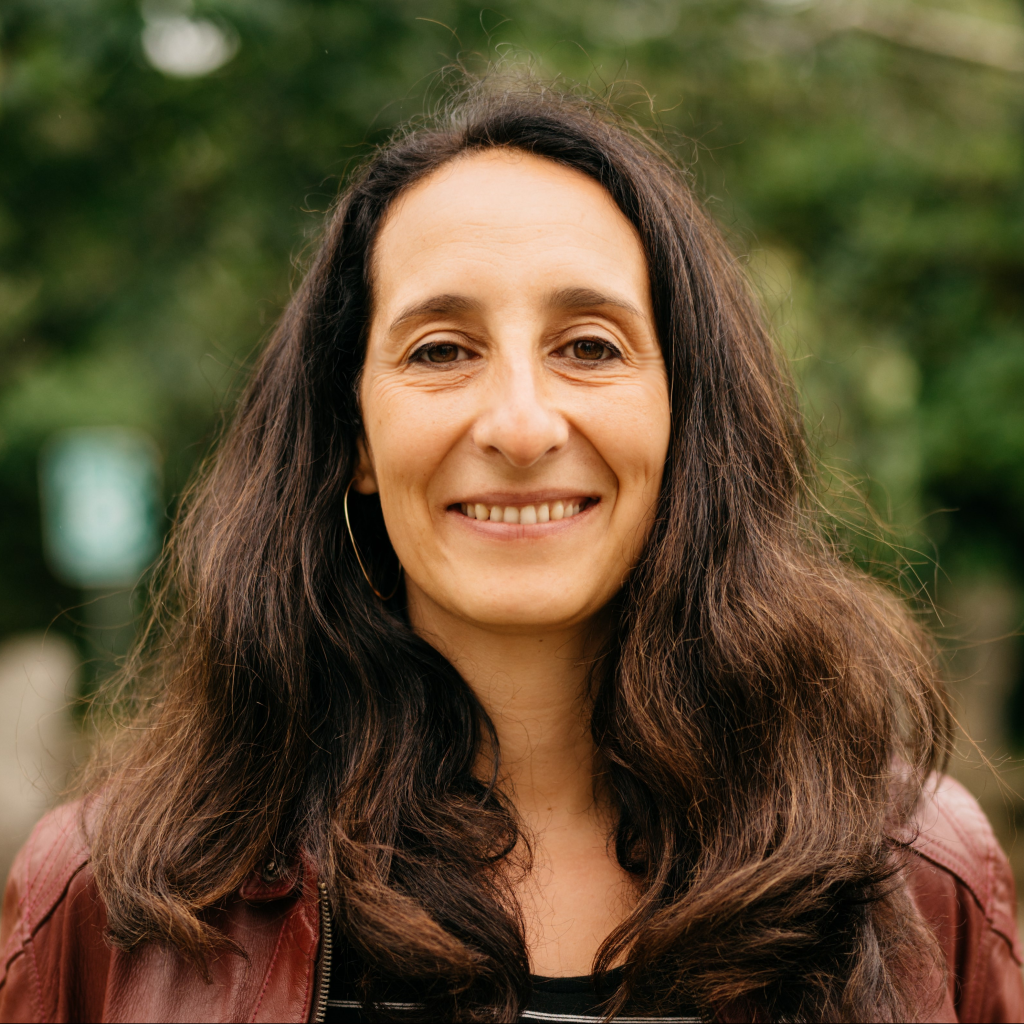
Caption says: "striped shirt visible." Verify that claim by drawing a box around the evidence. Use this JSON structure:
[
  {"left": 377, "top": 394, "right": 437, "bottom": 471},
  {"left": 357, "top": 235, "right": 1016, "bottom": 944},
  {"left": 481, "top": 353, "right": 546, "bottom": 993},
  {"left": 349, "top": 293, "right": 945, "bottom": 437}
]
[{"left": 323, "top": 962, "right": 701, "bottom": 1023}]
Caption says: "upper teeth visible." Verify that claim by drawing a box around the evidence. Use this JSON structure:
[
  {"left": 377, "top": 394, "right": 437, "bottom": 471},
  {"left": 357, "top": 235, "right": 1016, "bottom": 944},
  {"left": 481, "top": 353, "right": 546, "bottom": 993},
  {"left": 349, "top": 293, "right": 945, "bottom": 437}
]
[{"left": 459, "top": 500, "right": 586, "bottom": 524}]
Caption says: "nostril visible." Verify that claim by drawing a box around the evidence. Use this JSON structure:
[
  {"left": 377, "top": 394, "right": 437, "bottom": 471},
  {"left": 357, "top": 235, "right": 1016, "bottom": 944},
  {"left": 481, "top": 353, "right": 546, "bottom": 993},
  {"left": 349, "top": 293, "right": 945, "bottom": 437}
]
[{"left": 469, "top": 404, "right": 570, "bottom": 468}]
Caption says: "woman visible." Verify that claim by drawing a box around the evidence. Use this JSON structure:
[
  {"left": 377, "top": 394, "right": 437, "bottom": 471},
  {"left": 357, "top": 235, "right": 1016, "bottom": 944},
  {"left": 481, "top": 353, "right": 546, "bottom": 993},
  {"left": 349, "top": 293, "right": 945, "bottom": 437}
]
[{"left": 1, "top": 78, "right": 1021, "bottom": 1024}]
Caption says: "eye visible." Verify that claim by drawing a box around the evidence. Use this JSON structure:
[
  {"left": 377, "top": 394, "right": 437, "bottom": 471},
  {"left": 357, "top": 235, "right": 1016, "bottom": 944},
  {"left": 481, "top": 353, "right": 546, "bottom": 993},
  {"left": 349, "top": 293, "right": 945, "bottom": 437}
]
[
  {"left": 567, "top": 338, "right": 617, "bottom": 361},
  {"left": 411, "top": 342, "right": 470, "bottom": 364}
]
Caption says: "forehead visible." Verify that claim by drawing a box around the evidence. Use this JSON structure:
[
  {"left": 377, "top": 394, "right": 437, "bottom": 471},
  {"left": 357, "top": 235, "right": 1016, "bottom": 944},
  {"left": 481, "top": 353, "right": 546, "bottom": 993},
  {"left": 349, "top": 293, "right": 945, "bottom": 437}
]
[{"left": 370, "top": 149, "right": 649, "bottom": 311}]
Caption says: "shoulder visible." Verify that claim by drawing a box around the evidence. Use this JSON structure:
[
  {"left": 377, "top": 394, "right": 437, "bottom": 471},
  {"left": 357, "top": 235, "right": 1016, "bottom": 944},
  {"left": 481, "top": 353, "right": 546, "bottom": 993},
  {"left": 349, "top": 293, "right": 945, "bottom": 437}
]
[
  {"left": 2, "top": 800, "right": 322, "bottom": 1024},
  {"left": 904, "top": 774, "right": 1024, "bottom": 1023},
  {"left": 0, "top": 800, "right": 111, "bottom": 1024},
  {"left": 908, "top": 773, "right": 1020, "bottom": 959},
  {"left": 1, "top": 800, "right": 94, "bottom": 945}
]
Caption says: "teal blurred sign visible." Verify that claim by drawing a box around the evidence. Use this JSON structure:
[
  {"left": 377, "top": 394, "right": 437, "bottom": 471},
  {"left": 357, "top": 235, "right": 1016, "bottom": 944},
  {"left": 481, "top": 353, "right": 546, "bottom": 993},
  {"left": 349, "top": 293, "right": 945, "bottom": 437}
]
[{"left": 40, "top": 428, "right": 161, "bottom": 589}]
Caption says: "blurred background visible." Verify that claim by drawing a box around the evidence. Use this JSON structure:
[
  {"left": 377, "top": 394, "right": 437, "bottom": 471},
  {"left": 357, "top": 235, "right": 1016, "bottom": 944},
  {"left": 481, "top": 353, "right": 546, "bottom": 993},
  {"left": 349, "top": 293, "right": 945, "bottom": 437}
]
[{"left": 0, "top": 0, "right": 1022, "bottom": 901}]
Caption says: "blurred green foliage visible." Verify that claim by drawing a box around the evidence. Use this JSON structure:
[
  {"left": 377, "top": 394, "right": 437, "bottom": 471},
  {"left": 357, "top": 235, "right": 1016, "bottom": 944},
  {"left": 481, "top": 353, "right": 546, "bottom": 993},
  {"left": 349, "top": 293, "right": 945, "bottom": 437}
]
[{"left": 0, "top": 0, "right": 1022, "bottom": 670}]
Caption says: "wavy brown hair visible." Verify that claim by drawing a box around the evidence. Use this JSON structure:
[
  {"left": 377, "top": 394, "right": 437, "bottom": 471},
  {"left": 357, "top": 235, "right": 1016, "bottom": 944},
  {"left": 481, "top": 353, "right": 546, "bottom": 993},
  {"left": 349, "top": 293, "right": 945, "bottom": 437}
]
[{"left": 84, "top": 75, "right": 951, "bottom": 1022}]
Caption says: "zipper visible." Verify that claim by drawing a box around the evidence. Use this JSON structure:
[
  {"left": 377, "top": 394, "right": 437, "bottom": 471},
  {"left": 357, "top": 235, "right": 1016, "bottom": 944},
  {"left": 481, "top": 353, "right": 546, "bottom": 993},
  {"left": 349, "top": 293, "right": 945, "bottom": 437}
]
[{"left": 312, "top": 881, "right": 333, "bottom": 1023}]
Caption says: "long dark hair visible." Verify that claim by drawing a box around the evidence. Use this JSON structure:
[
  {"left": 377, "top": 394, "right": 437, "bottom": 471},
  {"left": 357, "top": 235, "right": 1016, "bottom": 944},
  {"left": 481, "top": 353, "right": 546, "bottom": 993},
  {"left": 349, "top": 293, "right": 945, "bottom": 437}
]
[{"left": 85, "top": 74, "right": 950, "bottom": 1022}]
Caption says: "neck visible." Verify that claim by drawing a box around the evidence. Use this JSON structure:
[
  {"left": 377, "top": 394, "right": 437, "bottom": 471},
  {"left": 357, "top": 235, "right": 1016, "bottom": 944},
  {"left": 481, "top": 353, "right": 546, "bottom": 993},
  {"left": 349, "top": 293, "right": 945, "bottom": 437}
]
[{"left": 407, "top": 587, "right": 602, "bottom": 821}]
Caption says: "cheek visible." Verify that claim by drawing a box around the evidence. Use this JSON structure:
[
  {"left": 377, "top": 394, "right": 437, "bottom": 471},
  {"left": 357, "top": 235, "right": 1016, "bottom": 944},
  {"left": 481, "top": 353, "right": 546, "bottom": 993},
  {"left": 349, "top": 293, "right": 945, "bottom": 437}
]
[
  {"left": 587, "top": 383, "right": 671, "bottom": 497},
  {"left": 362, "top": 378, "right": 458, "bottom": 520}
]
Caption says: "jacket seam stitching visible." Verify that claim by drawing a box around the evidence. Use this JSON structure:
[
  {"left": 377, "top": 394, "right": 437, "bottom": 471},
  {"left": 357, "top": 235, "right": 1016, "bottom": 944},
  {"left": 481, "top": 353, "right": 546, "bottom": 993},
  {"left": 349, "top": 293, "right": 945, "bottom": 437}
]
[
  {"left": 24, "top": 933, "right": 46, "bottom": 1023},
  {"left": 248, "top": 910, "right": 290, "bottom": 1022},
  {"left": 910, "top": 845, "right": 997, "bottom": 926},
  {"left": 946, "top": 805, "right": 992, "bottom": 903},
  {"left": 297, "top": 952, "right": 314, "bottom": 1024},
  {"left": 22, "top": 831, "right": 86, "bottom": 928},
  {"left": 960, "top": 902, "right": 990, "bottom": 1023},
  {"left": 909, "top": 844, "right": 1022, "bottom": 968},
  {"left": 22, "top": 825, "right": 71, "bottom": 920},
  {"left": 23, "top": 861, "right": 91, "bottom": 947},
  {"left": 19, "top": 827, "right": 52, "bottom": 919},
  {"left": 0, "top": 912, "right": 28, "bottom": 969},
  {"left": 914, "top": 840, "right": 984, "bottom": 902}
]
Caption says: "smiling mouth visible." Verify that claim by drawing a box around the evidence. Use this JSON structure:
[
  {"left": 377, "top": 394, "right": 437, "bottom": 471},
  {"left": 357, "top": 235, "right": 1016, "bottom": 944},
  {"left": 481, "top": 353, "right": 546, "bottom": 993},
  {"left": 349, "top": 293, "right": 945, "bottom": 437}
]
[{"left": 451, "top": 498, "right": 597, "bottom": 525}]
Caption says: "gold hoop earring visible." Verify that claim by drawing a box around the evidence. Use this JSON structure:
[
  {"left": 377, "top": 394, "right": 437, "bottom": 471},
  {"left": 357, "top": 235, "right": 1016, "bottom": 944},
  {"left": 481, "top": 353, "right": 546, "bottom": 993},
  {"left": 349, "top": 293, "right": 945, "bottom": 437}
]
[{"left": 343, "top": 478, "right": 402, "bottom": 600}]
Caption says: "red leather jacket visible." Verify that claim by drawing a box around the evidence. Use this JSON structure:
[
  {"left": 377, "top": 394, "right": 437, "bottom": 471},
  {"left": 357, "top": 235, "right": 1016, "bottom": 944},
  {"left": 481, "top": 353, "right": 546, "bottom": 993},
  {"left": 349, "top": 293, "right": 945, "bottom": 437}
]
[{"left": 1, "top": 775, "right": 1022, "bottom": 1023}]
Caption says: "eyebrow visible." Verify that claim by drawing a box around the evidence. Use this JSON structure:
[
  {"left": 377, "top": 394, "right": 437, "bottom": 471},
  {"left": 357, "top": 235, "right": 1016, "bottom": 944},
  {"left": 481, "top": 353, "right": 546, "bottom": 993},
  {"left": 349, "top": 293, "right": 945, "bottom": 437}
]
[
  {"left": 388, "top": 287, "right": 644, "bottom": 334},
  {"left": 388, "top": 294, "right": 481, "bottom": 333},
  {"left": 548, "top": 286, "right": 644, "bottom": 319}
]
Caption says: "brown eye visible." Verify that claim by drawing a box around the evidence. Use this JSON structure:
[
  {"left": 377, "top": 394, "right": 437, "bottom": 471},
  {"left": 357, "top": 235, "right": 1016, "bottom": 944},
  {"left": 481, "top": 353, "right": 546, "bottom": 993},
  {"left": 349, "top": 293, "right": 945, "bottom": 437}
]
[
  {"left": 572, "top": 339, "right": 609, "bottom": 361},
  {"left": 424, "top": 344, "right": 459, "bottom": 363}
]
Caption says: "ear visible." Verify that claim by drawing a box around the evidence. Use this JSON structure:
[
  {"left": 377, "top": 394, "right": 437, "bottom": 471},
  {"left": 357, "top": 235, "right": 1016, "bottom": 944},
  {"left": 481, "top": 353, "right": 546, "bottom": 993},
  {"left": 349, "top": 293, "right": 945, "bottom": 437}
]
[{"left": 352, "top": 435, "right": 379, "bottom": 494}]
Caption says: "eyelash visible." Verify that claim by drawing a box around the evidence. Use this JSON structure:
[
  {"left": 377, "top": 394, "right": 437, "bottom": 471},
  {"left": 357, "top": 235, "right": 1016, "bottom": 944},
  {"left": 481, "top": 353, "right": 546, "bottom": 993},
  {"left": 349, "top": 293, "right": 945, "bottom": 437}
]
[
  {"left": 561, "top": 338, "right": 621, "bottom": 362},
  {"left": 409, "top": 342, "right": 472, "bottom": 364},
  {"left": 409, "top": 338, "right": 623, "bottom": 364}
]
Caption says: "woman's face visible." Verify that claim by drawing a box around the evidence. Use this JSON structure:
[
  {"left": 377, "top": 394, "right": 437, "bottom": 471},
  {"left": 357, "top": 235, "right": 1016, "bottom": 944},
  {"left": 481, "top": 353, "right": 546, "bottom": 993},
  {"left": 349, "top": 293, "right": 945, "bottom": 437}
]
[{"left": 358, "top": 149, "right": 670, "bottom": 632}]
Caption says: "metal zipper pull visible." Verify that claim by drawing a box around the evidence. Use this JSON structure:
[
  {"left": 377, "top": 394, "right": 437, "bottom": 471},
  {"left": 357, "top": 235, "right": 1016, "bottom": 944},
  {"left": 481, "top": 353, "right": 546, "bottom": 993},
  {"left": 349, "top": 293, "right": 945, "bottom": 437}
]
[{"left": 313, "top": 881, "right": 333, "bottom": 1023}]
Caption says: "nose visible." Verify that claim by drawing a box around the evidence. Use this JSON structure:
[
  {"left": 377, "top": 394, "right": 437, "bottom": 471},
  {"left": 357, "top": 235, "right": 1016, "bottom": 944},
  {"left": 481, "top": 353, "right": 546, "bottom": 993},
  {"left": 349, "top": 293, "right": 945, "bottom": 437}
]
[{"left": 470, "top": 355, "right": 569, "bottom": 468}]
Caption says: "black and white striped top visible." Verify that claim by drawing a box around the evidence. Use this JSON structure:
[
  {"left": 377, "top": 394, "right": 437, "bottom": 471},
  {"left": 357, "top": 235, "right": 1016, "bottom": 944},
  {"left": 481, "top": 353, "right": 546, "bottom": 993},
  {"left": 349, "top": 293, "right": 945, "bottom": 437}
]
[{"left": 323, "top": 961, "right": 701, "bottom": 1023}]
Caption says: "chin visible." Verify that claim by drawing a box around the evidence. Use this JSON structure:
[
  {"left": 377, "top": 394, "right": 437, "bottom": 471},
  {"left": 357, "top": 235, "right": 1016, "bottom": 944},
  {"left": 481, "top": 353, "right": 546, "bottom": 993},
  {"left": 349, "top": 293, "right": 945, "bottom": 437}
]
[{"left": 452, "top": 593, "right": 591, "bottom": 631}]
